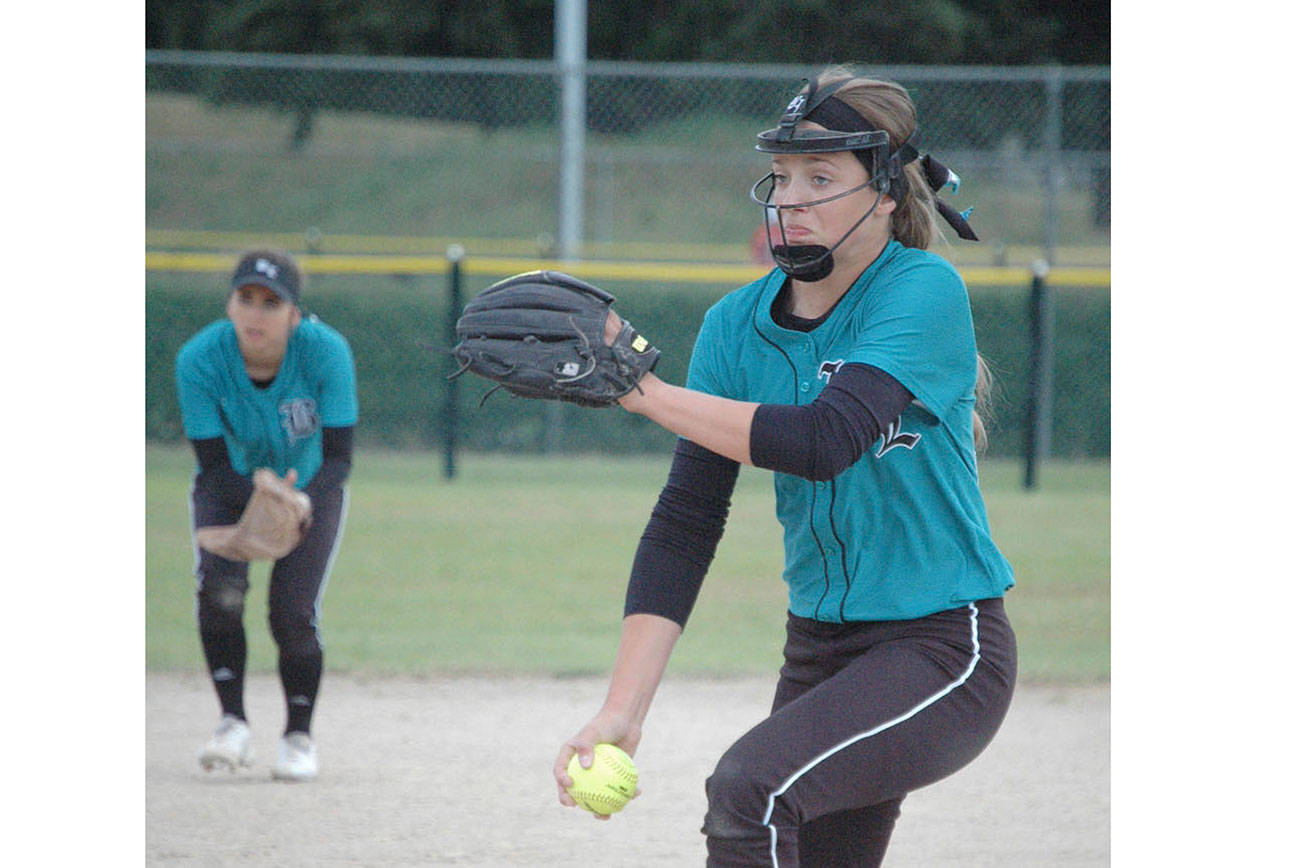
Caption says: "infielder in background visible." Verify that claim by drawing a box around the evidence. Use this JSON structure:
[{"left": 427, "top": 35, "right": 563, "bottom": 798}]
[
  {"left": 175, "top": 249, "right": 358, "bottom": 782},
  {"left": 551, "top": 68, "right": 1018, "bottom": 865}
]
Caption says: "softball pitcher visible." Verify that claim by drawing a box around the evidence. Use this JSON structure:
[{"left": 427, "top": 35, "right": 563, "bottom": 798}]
[
  {"left": 175, "top": 249, "right": 358, "bottom": 782},
  {"left": 552, "top": 68, "right": 1017, "bottom": 865}
]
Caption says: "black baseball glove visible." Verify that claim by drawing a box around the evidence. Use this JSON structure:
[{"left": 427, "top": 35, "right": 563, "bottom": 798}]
[{"left": 451, "top": 270, "right": 660, "bottom": 408}]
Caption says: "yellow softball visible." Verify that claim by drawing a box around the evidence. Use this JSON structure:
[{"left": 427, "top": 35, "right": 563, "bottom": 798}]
[{"left": 565, "top": 743, "right": 639, "bottom": 815}]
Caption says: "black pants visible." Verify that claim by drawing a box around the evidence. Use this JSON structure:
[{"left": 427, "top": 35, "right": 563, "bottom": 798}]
[
  {"left": 190, "top": 483, "right": 348, "bottom": 733},
  {"left": 702, "top": 597, "right": 1016, "bottom": 867}
]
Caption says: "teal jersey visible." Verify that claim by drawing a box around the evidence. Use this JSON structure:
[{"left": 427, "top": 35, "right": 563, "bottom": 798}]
[
  {"left": 175, "top": 316, "right": 359, "bottom": 488},
  {"left": 687, "top": 239, "right": 1014, "bottom": 622}
]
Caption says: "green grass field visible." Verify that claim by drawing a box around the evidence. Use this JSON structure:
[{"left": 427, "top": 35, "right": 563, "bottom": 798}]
[
  {"left": 145, "top": 445, "right": 1108, "bottom": 683},
  {"left": 146, "top": 92, "right": 1110, "bottom": 258}
]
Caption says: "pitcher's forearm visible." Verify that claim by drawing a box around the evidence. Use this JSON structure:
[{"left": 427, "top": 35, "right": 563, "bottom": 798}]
[
  {"left": 620, "top": 374, "right": 759, "bottom": 466},
  {"left": 600, "top": 613, "right": 684, "bottom": 725}
]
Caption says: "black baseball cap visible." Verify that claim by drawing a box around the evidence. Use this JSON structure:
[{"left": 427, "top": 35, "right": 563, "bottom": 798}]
[{"left": 231, "top": 250, "right": 301, "bottom": 305}]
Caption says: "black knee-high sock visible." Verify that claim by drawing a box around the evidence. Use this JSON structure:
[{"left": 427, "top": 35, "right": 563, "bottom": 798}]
[
  {"left": 278, "top": 649, "right": 323, "bottom": 735},
  {"left": 200, "top": 628, "right": 247, "bottom": 721}
]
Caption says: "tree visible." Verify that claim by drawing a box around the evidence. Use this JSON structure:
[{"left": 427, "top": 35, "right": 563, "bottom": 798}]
[{"left": 146, "top": 0, "right": 1109, "bottom": 65}]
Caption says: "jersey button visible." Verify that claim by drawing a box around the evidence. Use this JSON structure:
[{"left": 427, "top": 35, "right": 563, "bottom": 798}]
[{"left": 799, "top": 381, "right": 811, "bottom": 393}]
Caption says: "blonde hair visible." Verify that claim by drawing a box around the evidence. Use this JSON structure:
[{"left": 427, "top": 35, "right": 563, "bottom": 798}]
[
  {"left": 973, "top": 353, "right": 993, "bottom": 454},
  {"left": 810, "top": 67, "right": 991, "bottom": 450}
]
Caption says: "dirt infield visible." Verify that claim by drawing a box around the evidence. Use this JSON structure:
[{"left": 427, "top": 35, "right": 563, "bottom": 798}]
[{"left": 146, "top": 672, "right": 1108, "bottom": 866}]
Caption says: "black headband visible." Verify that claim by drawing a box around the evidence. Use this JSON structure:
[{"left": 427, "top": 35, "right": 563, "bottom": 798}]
[{"left": 803, "top": 96, "right": 874, "bottom": 136}]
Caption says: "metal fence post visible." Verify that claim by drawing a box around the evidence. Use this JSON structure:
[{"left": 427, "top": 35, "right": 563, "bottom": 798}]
[
  {"left": 1041, "top": 65, "right": 1064, "bottom": 266},
  {"left": 555, "top": 0, "right": 587, "bottom": 259},
  {"left": 550, "top": 0, "right": 587, "bottom": 455},
  {"left": 1024, "top": 260, "right": 1054, "bottom": 490},
  {"left": 444, "top": 244, "right": 465, "bottom": 479}
]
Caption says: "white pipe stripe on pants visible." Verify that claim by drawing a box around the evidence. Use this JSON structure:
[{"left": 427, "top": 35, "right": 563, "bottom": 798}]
[{"left": 761, "top": 602, "right": 982, "bottom": 866}]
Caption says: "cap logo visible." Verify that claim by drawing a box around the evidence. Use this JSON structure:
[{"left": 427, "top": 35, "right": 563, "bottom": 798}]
[
  {"left": 255, "top": 258, "right": 280, "bottom": 280},
  {"left": 785, "top": 94, "right": 806, "bottom": 115}
]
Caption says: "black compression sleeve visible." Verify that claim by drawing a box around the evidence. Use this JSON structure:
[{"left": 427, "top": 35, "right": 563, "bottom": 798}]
[
  {"left": 749, "top": 364, "right": 913, "bottom": 481},
  {"left": 304, "top": 426, "right": 355, "bottom": 499},
  {"left": 190, "top": 437, "right": 254, "bottom": 511},
  {"left": 624, "top": 439, "right": 740, "bottom": 628}
]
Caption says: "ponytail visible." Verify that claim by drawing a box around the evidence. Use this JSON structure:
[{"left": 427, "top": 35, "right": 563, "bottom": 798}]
[{"left": 973, "top": 352, "right": 993, "bottom": 453}]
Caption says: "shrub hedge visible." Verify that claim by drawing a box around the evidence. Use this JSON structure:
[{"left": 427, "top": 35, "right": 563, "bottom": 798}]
[{"left": 146, "top": 273, "right": 1108, "bottom": 459}]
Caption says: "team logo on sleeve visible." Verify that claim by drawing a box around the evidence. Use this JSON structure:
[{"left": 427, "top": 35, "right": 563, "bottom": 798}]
[
  {"left": 279, "top": 398, "right": 320, "bottom": 445},
  {"left": 817, "top": 359, "right": 845, "bottom": 382},
  {"left": 875, "top": 419, "right": 921, "bottom": 458},
  {"left": 816, "top": 358, "right": 920, "bottom": 456}
]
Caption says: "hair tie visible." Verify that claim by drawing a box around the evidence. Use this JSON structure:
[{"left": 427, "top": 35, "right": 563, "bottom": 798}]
[{"left": 921, "top": 155, "right": 979, "bottom": 241}]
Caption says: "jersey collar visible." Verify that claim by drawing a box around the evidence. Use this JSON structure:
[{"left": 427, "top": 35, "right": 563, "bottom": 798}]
[{"left": 755, "top": 239, "right": 901, "bottom": 341}]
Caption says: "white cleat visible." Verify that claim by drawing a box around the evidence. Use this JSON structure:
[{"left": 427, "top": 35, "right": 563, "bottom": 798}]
[
  {"left": 199, "top": 714, "right": 253, "bottom": 772},
  {"left": 271, "top": 732, "right": 318, "bottom": 782}
]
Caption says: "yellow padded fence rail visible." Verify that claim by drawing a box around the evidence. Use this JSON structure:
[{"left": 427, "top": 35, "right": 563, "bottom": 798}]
[
  {"left": 146, "top": 229, "right": 751, "bottom": 264},
  {"left": 145, "top": 250, "right": 1110, "bottom": 288}
]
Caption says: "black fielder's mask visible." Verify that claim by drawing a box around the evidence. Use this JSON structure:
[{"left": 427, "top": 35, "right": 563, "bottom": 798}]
[{"left": 752, "top": 76, "right": 979, "bottom": 281}]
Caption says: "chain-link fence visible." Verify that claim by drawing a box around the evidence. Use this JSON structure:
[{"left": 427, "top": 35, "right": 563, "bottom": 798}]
[
  {"left": 146, "top": 52, "right": 1109, "bottom": 266},
  {"left": 145, "top": 52, "right": 1109, "bottom": 463}
]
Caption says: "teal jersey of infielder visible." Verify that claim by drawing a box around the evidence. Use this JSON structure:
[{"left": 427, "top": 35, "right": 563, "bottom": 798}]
[
  {"left": 175, "top": 316, "right": 358, "bottom": 488},
  {"left": 687, "top": 239, "right": 1014, "bottom": 622}
]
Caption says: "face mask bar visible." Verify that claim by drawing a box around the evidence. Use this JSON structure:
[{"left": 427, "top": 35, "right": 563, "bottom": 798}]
[
  {"left": 748, "top": 172, "right": 878, "bottom": 212},
  {"left": 749, "top": 172, "right": 887, "bottom": 282},
  {"left": 751, "top": 75, "right": 979, "bottom": 279}
]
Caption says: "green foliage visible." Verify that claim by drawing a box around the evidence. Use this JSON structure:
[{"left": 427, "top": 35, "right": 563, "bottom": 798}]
[
  {"left": 146, "top": 446, "right": 1108, "bottom": 682},
  {"left": 146, "top": 0, "right": 1109, "bottom": 65},
  {"left": 145, "top": 274, "right": 1109, "bottom": 458},
  {"left": 146, "top": 0, "right": 558, "bottom": 59}
]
